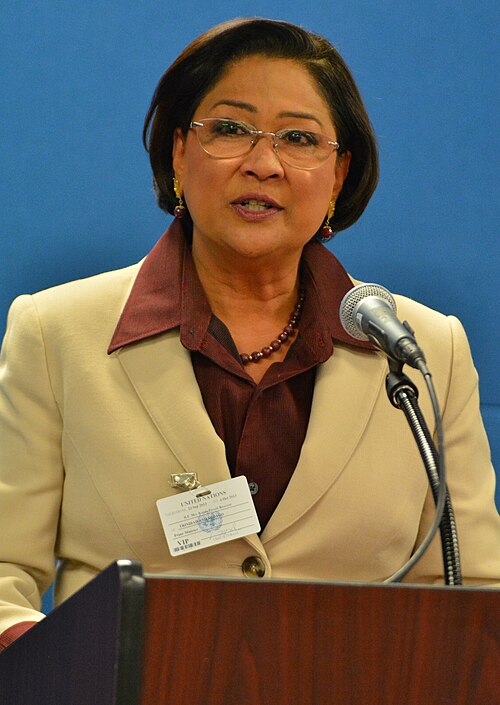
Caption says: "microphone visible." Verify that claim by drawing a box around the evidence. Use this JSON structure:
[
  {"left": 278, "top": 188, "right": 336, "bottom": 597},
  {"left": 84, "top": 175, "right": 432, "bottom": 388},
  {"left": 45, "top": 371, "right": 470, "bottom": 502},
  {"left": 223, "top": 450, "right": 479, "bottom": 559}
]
[
  {"left": 340, "top": 284, "right": 461, "bottom": 583},
  {"left": 339, "top": 283, "right": 426, "bottom": 369}
]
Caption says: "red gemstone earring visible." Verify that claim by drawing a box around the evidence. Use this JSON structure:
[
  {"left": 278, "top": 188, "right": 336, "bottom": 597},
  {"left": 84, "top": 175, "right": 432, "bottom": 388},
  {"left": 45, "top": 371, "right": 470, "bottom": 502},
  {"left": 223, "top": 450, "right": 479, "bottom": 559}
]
[
  {"left": 173, "top": 176, "right": 186, "bottom": 218},
  {"left": 320, "top": 199, "right": 336, "bottom": 241}
]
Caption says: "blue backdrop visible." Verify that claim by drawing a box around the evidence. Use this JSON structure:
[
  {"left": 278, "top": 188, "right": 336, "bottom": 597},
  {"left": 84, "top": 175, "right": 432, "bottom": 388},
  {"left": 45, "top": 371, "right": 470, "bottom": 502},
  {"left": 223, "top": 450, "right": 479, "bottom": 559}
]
[{"left": 1, "top": 3, "right": 499, "bottom": 614}]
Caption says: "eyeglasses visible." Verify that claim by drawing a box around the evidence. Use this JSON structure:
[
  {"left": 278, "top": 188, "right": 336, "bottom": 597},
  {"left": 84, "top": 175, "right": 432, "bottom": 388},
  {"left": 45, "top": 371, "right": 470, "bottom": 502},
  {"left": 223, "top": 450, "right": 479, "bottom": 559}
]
[{"left": 189, "top": 118, "right": 340, "bottom": 170}]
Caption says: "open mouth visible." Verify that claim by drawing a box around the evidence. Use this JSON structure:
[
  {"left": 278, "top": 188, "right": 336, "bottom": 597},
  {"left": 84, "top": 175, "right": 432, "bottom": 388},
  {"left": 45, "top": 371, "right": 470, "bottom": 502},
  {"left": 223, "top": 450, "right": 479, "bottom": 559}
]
[{"left": 240, "top": 199, "right": 275, "bottom": 211}]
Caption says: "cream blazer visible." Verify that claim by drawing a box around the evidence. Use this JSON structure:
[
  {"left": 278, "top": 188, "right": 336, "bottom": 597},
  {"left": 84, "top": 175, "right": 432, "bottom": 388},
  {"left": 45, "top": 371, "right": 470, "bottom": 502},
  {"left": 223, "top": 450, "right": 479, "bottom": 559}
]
[{"left": 1, "top": 262, "right": 499, "bottom": 633}]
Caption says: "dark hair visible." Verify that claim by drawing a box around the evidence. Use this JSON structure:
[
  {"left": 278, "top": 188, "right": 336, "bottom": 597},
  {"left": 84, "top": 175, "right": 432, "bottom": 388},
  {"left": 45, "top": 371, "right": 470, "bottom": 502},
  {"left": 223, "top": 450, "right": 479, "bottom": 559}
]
[{"left": 143, "top": 18, "right": 379, "bottom": 234}]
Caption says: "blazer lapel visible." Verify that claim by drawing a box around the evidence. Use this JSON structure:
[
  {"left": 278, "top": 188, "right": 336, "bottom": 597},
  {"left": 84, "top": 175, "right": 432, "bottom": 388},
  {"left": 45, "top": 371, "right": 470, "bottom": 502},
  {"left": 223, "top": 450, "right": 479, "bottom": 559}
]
[
  {"left": 115, "top": 331, "right": 266, "bottom": 556},
  {"left": 115, "top": 330, "right": 230, "bottom": 484},
  {"left": 261, "top": 345, "right": 387, "bottom": 543}
]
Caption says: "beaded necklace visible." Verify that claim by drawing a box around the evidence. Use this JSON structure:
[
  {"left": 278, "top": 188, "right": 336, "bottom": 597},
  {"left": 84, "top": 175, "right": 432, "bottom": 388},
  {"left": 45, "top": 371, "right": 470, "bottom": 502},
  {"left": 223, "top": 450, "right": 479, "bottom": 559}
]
[{"left": 239, "top": 290, "right": 305, "bottom": 365}]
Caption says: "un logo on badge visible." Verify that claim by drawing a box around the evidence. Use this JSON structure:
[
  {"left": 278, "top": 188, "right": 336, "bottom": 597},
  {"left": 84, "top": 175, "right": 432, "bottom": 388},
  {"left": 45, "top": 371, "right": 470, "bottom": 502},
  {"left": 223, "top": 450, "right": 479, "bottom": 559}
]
[{"left": 198, "top": 510, "right": 223, "bottom": 533}]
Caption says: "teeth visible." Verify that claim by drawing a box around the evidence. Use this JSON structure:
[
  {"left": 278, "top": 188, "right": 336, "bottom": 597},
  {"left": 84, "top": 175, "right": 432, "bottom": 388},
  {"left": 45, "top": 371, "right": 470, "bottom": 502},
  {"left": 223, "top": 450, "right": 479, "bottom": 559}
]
[{"left": 241, "top": 199, "right": 272, "bottom": 211}]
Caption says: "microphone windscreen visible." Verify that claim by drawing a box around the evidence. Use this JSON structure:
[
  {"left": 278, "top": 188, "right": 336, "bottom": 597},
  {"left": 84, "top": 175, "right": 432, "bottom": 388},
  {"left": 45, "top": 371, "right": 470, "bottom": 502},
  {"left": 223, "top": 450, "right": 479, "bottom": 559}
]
[{"left": 339, "top": 283, "right": 397, "bottom": 340}]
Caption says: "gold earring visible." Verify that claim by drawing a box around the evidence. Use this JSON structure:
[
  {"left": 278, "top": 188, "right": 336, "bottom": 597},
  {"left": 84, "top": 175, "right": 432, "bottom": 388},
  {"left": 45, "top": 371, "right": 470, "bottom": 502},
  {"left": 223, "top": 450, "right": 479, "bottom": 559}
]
[
  {"left": 173, "top": 176, "right": 186, "bottom": 218},
  {"left": 320, "top": 199, "right": 336, "bottom": 241}
]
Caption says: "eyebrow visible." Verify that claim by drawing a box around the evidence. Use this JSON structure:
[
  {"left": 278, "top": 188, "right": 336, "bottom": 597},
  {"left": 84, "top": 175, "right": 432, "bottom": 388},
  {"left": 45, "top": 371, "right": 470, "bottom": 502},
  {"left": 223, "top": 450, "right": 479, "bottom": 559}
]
[
  {"left": 278, "top": 111, "right": 322, "bottom": 127},
  {"left": 210, "top": 100, "right": 257, "bottom": 112},
  {"left": 208, "top": 101, "right": 323, "bottom": 128}
]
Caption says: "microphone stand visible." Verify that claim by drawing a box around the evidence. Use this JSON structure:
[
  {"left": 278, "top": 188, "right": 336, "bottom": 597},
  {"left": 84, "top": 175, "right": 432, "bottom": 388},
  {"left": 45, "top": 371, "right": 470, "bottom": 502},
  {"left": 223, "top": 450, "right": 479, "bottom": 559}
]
[{"left": 385, "top": 359, "right": 462, "bottom": 585}]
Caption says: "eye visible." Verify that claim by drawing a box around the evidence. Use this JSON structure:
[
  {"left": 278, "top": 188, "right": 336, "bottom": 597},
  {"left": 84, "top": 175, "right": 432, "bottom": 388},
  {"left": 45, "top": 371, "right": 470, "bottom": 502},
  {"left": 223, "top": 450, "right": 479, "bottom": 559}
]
[
  {"left": 210, "top": 119, "right": 250, "bottom": 137},
  {"left": 280, "top": 129, "right": 319, "bottom": 147}
]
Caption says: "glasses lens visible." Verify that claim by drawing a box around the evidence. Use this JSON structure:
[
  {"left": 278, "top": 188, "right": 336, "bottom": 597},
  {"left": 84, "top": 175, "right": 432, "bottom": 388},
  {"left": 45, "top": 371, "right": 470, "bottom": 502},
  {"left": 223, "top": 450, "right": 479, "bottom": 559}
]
[
  {"left": 194, "top": 119, "right": 253, "bottom": 158},
  {"left": 276, "top": 129, "right": 337, "bottom": 169}
]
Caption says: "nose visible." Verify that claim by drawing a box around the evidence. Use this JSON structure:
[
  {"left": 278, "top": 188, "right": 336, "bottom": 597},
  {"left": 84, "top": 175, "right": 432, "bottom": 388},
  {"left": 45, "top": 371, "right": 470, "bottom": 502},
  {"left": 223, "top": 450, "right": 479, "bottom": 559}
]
[{"left": 239, "top": 133, "right": 285, "bottom": 180}]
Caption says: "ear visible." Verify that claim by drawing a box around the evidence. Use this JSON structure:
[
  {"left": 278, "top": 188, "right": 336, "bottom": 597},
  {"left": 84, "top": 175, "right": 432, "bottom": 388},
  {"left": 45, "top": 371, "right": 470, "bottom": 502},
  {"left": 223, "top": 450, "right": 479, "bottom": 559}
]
[
  {"left": 332, "top": 150, "right": 351, "bottom": 199},
  {"left": 172, "top": 127, "right": 186, "bottom": 182}
]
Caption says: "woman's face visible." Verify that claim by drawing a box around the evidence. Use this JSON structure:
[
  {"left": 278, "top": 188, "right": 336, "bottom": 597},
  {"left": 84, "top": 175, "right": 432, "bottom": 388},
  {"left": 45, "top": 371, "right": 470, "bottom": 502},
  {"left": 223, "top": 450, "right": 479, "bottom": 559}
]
[{"left": 173, "top": 55, "right": 350, "bottom": 266}]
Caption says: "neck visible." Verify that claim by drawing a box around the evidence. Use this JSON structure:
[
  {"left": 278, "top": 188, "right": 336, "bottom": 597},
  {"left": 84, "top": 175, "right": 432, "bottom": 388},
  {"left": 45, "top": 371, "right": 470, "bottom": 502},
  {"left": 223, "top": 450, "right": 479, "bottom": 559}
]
[
  {"left": 191, "top": 242, "right": 303, "bottom": 320},
  {"left": 191, "top": 240, "right": 305, "bottom": 383}
]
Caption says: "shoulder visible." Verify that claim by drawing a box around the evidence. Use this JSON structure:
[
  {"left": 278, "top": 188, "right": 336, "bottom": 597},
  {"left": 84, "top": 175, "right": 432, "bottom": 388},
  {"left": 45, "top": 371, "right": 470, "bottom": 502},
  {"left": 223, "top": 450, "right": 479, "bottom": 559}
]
[
  {"left": 347, "top": 277, "right": 466, "bottom": 355},
  {"left": 14, "top": 261, "right": 140, "bottom": 317},
  {"left": 383, "top": 291, "right": 476, "bottom": 418},
  {"left": 5, "top": 262, "right": 143, "bottom": 351},
  {"left": 390, "top": 291, "right": 469, "bottom": 367},
  {"left": 343, "top": 280, "right": 475, "bottom": 404},
  {"left": 392, "top": 291, "right": 449, "bottom": 329},
  {"left": 32, "top": 261, "right": 142, "bottom": 310}
]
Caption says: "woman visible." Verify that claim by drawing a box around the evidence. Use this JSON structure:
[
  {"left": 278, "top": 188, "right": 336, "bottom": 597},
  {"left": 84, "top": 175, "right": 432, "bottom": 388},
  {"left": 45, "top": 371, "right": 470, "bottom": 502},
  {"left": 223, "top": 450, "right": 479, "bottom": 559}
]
[{"left": 0, "top": 18, "right": 499, "bottom": 650}]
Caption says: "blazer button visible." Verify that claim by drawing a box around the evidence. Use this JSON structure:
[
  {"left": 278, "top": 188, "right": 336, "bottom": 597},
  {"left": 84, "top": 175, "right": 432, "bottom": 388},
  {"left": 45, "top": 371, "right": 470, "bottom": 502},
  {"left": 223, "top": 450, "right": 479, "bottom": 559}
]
[
  {"left": 248, "top": 481, "right": 259, "bottom": 495},
  {"left": 241, "top": 556, "right": 266, "bottom": 578}
]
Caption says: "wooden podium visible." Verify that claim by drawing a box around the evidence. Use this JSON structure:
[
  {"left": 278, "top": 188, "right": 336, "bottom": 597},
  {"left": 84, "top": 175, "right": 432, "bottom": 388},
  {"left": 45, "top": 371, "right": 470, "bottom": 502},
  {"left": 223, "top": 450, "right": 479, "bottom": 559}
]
[{"left": 0, "top": 560, "right": 498, "bottom": 705}]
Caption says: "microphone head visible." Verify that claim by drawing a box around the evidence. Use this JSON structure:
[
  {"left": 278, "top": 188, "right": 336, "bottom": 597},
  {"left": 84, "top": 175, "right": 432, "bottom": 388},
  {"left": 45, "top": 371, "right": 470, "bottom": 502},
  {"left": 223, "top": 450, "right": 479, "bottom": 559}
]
[{"left": 339, "top": 283, "right": 397, "bottom": 340}]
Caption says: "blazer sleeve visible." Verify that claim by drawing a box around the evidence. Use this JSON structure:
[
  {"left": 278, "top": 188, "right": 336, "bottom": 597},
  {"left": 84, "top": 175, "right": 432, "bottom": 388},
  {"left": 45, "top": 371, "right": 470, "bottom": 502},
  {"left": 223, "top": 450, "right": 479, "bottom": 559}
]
[
  {"left": 0, "top": 295, "right": 64, "bottom": 634},
  {"left": 404, "top": 315, "right": 500, "bottom": 586}
]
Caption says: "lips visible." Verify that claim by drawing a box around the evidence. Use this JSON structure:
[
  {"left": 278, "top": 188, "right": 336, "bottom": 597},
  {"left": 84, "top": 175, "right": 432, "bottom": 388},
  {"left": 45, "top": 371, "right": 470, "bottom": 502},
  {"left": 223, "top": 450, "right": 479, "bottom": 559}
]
[
  {"left": 231, "top": 194, "right": 283, "bottom": 219},
  {"left": 233, "top": 193, "right": 282, "bottom": 209}
]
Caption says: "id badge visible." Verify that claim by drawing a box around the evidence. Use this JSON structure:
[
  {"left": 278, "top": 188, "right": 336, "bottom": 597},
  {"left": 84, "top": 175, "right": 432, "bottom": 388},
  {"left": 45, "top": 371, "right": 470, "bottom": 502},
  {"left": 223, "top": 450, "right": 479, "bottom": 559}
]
[{"left": 157, "top": 476, "right": 261, "bottom": 557}]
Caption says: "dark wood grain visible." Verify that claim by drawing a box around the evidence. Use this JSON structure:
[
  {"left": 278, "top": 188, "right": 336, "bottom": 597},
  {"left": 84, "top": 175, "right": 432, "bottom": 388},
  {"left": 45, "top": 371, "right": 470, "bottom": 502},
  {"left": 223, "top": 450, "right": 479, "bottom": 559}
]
[
  {"left": 141, "top": 577, "right": 500, "bottom": 705},
  {"left": 1, "top": 563, "right": 497, "bottom": 705}
]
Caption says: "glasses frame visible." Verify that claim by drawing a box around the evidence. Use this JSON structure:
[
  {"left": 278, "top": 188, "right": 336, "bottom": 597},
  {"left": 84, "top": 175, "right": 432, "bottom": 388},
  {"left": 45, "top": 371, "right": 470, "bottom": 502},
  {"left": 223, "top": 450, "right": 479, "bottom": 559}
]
[{"left": 189, "top": 118, "right": 340, "bottom": 171}]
